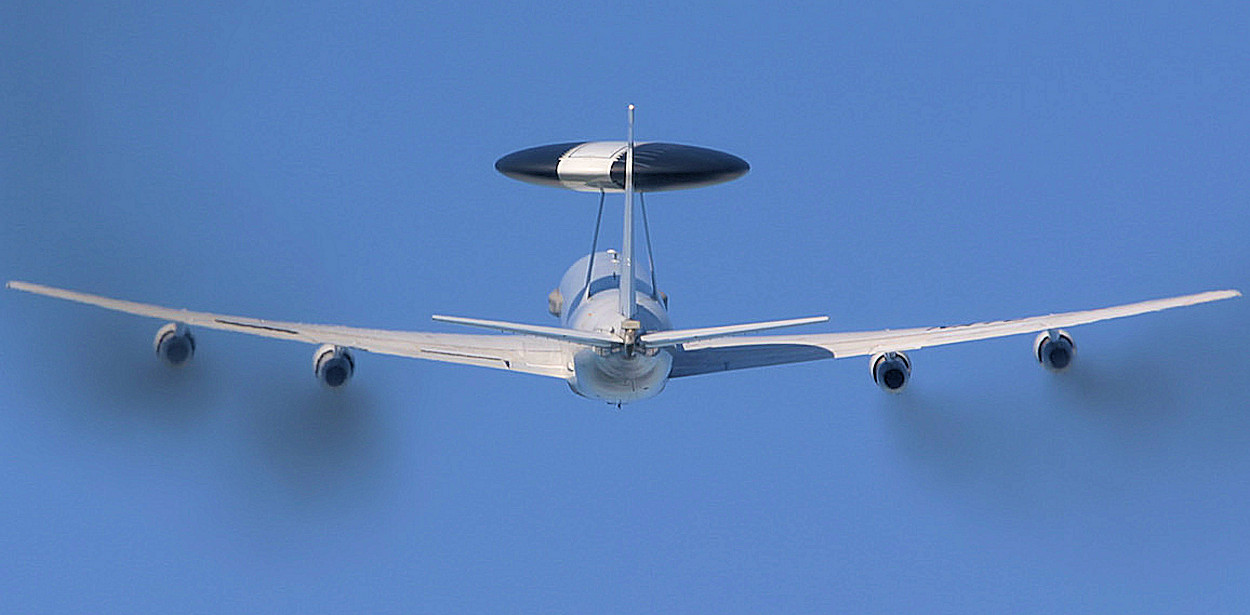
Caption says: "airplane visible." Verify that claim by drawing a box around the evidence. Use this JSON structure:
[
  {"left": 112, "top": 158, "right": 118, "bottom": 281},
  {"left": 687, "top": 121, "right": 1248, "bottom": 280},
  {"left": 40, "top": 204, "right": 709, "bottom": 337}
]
[{"left": 7, "top": 106, "right": 1241, "bottom": 404}]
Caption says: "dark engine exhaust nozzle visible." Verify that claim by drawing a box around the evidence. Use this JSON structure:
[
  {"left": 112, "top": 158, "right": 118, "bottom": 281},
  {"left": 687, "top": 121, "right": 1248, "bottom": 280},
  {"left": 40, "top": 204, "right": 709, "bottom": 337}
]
[
  {"left": 154, "top": 322, "right": 195, "bottom": 366},
  {"left": 870, "top": 351, "right": 911, "bottom": 393},
  {"left": 314, "top": 344, "right": 355, "bottom": 388},
  {"left": 1035, "top": 329, "right": 1076, "bottom": 372}
]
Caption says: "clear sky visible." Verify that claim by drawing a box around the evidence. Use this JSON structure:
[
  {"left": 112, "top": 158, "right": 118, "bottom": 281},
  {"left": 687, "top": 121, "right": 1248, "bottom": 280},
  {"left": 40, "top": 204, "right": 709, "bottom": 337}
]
[{"left": 2, "top": 1, "right": 1248, "bottom": 612}]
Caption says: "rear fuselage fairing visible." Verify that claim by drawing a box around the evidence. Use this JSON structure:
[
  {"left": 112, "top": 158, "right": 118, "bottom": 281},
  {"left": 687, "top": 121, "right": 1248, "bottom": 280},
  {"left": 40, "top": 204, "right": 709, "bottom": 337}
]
[{"left": 556, "top": 251, "right": 673, "bottom": 403}]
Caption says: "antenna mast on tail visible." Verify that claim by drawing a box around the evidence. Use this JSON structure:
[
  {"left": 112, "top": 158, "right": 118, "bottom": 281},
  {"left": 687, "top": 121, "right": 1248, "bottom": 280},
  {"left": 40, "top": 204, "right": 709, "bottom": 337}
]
[{"left": 619, "top": 104, "right": 637, "bottom": 320}]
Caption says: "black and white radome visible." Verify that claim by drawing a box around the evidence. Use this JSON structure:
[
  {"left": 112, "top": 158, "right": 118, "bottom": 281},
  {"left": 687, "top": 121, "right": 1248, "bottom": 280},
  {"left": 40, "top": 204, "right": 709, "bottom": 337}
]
[{"left": 495, "top": 142, "right": 749, "bottom": 193}]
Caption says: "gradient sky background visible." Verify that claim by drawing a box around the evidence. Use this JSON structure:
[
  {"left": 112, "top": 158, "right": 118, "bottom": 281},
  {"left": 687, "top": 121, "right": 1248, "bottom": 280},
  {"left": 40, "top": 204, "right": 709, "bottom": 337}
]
[{"left": 3, "top": 1, "right": 1248, "bottom": 612}]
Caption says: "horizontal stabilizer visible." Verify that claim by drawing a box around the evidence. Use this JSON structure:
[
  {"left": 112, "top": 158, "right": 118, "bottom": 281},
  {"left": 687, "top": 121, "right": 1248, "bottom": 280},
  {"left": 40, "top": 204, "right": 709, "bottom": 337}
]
[
  {"left": 639, "top": 316, "right": 828, "bottom": 348},
  {"left": 432, "top": 314, "right": 621, "bottom": 348}
]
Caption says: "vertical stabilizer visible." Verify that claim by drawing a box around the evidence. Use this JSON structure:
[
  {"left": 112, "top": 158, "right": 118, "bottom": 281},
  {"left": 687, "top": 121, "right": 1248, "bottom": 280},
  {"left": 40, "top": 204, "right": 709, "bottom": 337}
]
[{"left": 619, "top": 104, "right": 637, "bottom": 320}]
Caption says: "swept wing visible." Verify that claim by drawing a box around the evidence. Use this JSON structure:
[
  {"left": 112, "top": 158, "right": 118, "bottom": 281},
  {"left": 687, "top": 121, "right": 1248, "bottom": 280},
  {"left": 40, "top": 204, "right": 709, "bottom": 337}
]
[
  {"left": 671, "top": 290, "right": 1239, "bottom": 377},
  {"left": 7, "top": 281, "right": 576, "bottom": 379}
]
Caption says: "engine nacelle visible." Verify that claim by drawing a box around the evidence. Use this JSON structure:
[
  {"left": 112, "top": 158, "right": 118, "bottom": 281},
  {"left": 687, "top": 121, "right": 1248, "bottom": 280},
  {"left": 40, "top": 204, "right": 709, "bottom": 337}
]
[
  {"left": 313, "top": 344, "right": 355, "bottom": 387},
  {"left": 870, "top": 351, "right": 911, "bottom": 393},
  {"left": 548, "top": 288, "right": 564, "bottom": 317},
  {"left": 1034, "top": 329, "right": 1076, "bottom": 372},
  {"left": 154, "top": 323, "right": 195, "bottom": 366}
]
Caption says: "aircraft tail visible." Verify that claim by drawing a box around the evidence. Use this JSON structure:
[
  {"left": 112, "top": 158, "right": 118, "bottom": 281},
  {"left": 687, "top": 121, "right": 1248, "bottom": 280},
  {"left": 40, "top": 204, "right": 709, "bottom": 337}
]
[{"left": 619, "top": 104, "right": 638, "bottom": 320}]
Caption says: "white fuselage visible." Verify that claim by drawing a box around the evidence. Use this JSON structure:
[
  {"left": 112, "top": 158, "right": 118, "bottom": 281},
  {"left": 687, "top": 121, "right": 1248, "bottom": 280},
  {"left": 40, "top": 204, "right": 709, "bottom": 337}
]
[{"left": 556, "top": 250, "right": 673, "bottom": 403}]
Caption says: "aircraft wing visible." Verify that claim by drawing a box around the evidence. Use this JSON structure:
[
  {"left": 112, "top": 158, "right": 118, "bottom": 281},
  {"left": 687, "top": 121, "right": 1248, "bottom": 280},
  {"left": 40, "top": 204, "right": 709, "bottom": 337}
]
[
  {"left": 669, "top": 290, "right": 1239, "bottom": 378},
  {"left": 7, "top": 281, "right": 575, "bottom": 379}
]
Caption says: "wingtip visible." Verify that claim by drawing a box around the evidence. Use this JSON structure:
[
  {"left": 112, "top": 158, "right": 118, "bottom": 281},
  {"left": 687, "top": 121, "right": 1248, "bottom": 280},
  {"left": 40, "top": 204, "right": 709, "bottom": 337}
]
[{"left": 7, "top": 280, "right": 53, "bottom": 294}]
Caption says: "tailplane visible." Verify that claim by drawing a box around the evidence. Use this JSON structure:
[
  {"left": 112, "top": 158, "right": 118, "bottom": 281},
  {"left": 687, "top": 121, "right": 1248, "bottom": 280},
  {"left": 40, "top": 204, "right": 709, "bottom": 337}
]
[
  {"left": 432, "top": 313, "right": 828, "bottom": 350},
  {"left": 638, "top": 316, "right": 828, "bottom": 348},
  {"left": 432, "top": 314, "right": 621, "bottom": 347}
]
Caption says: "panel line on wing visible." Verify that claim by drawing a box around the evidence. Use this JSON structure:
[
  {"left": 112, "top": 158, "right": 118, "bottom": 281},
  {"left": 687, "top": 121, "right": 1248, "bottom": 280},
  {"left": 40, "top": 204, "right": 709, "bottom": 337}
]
[
  {"left": 421, "top": 348, "right": 511, "bottom": 365},
  {"left": 214, "top": 319, "right": 301, "bottom": 335}
]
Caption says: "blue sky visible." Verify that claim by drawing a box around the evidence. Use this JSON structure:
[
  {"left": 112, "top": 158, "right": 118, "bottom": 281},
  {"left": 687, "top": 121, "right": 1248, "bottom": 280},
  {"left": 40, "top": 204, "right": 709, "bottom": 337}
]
[{"left": 2, "top": 1, "right": 1247, "bottom": 612}]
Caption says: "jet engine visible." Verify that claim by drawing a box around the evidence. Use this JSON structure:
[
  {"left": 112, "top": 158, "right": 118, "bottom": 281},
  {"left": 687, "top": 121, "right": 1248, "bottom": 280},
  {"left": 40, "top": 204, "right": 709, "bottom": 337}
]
[
  {"left": 548, "top": 288, "right": 563, "bottom": 317},
  {"left": 870, "top": 351, "right": 911, "bottom": 393},
  {"left": 1034, "top": 330, "right": 1076, "bottom": 372},
  {"left": 314, "top": 344, "right": 355, "bottom": 387},
  {"left": 154, "top": 322, "right": 195, "bottom": 366}
]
